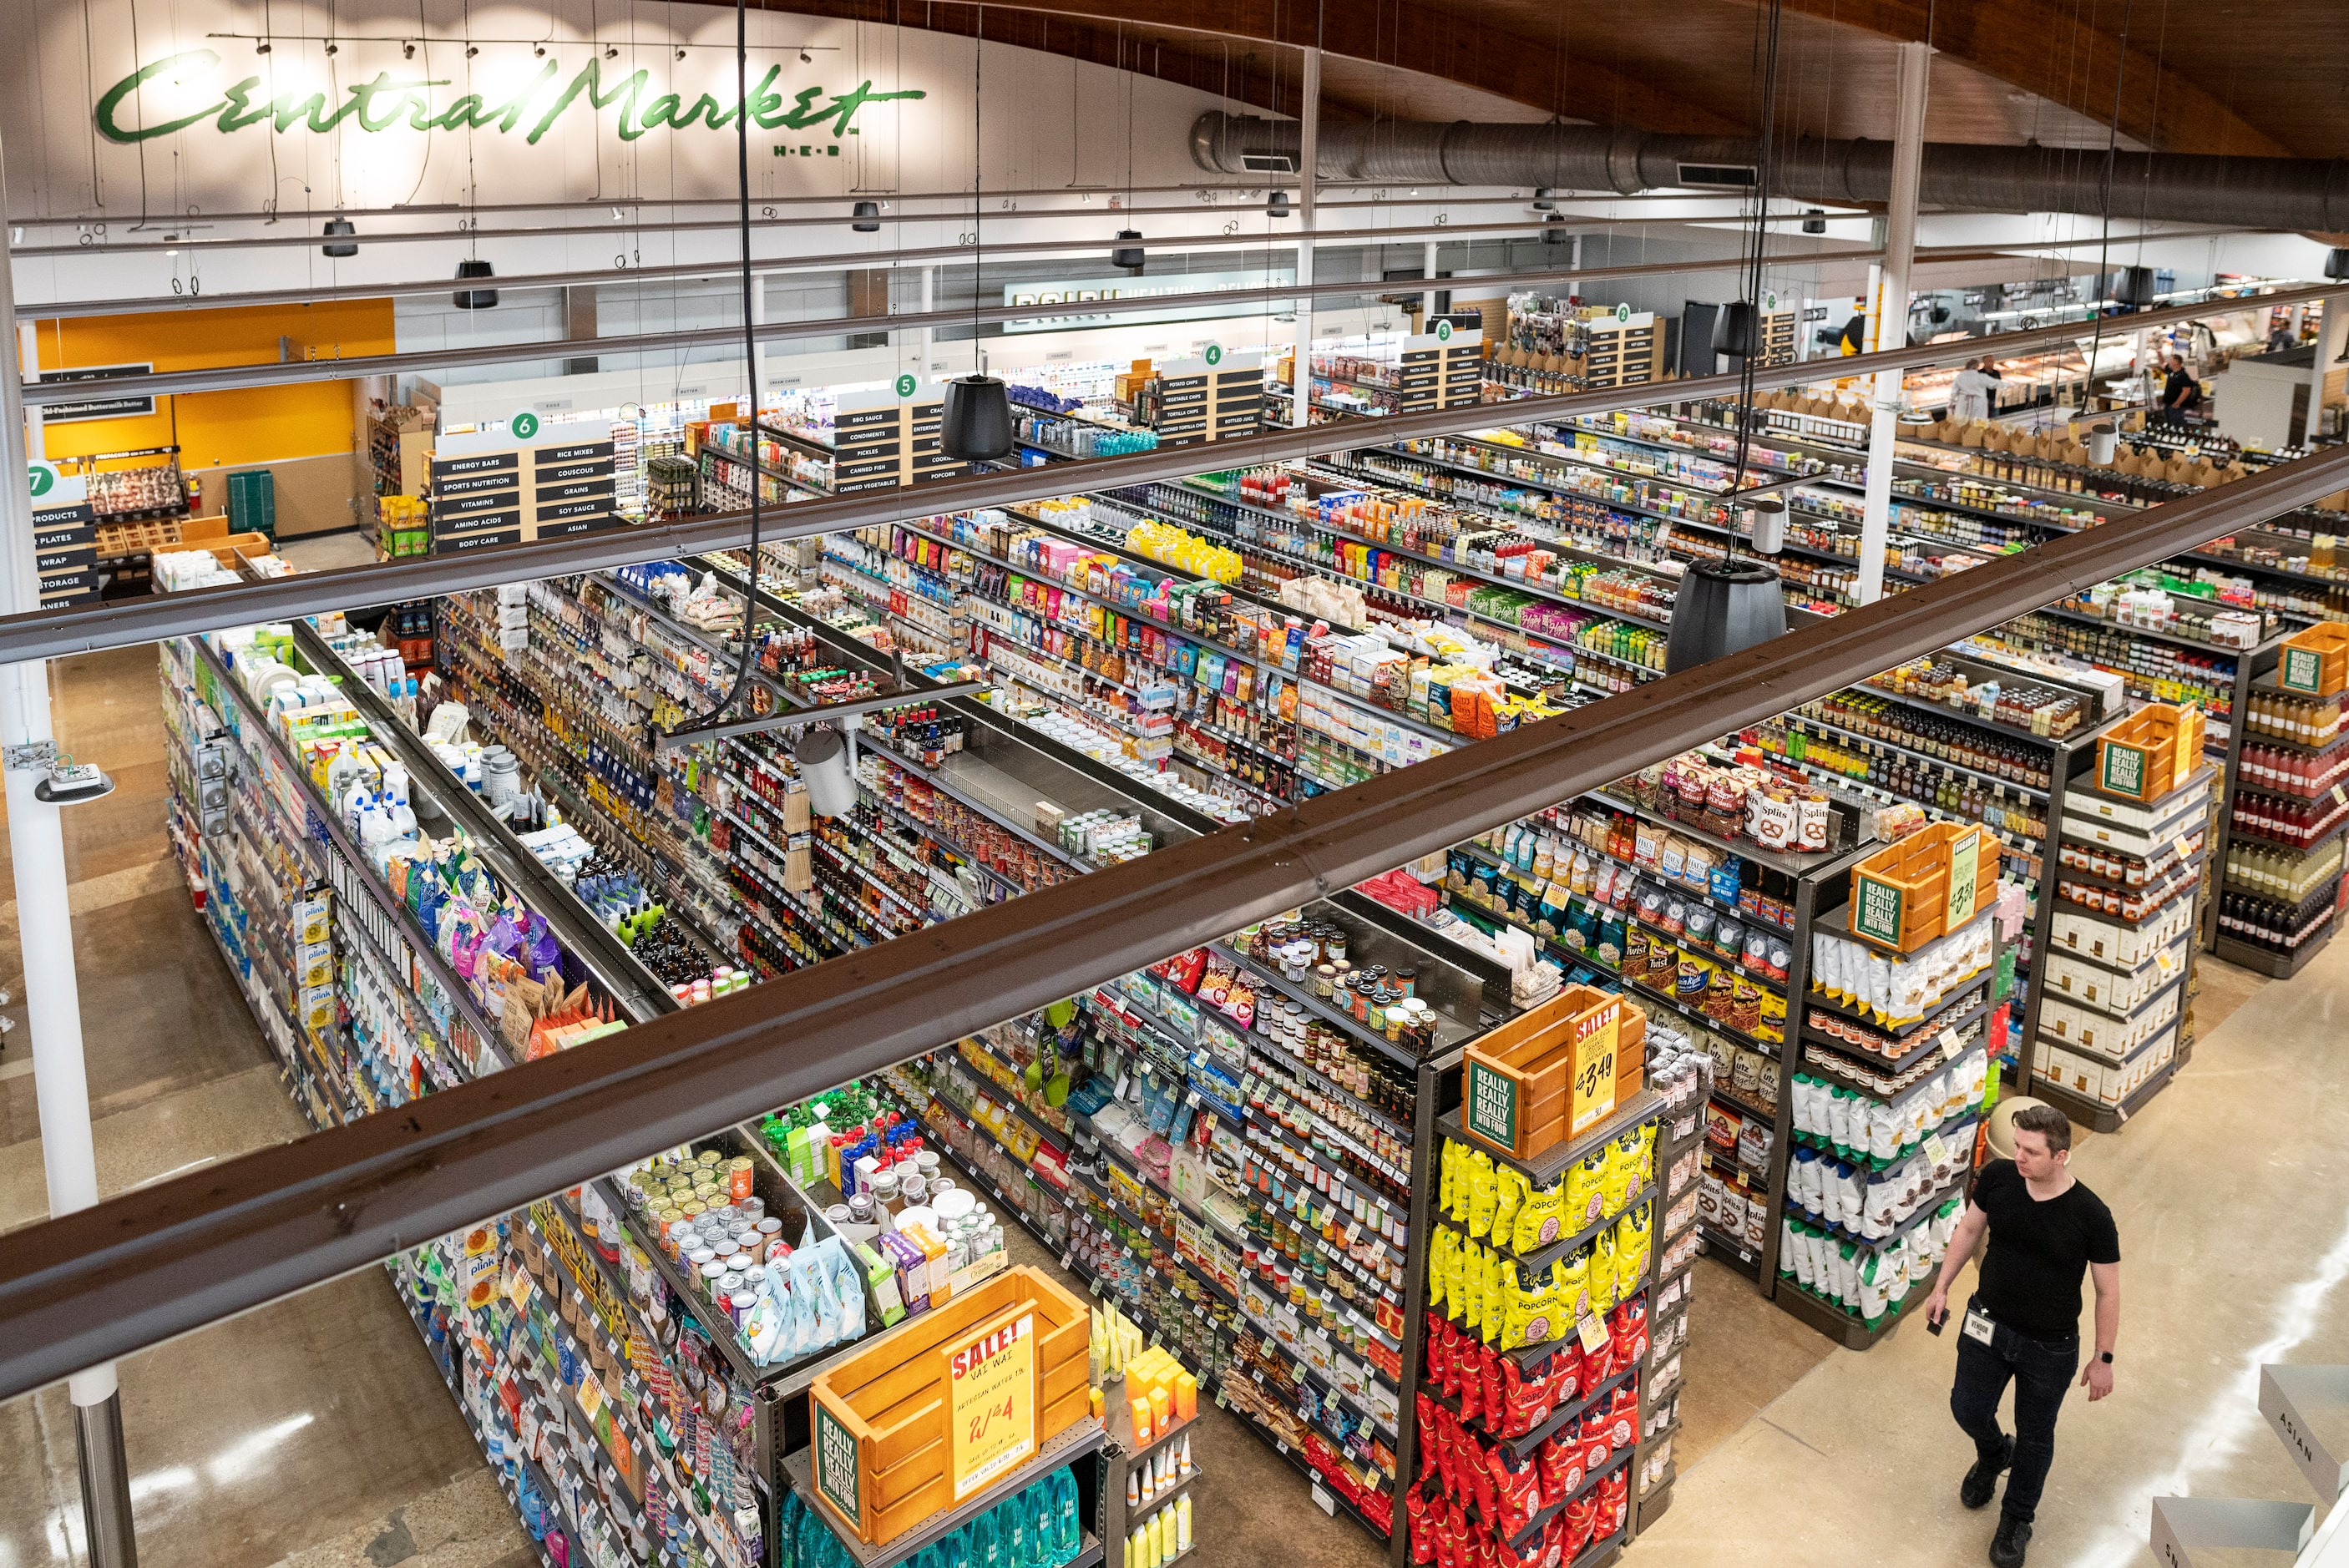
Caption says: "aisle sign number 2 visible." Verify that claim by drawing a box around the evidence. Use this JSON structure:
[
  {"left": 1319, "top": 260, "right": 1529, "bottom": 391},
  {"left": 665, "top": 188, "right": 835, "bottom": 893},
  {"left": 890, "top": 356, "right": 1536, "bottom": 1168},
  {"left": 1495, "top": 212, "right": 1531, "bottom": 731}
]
[{"left": 948, "top": 1310, "right": 1036, "bottom": 1500}]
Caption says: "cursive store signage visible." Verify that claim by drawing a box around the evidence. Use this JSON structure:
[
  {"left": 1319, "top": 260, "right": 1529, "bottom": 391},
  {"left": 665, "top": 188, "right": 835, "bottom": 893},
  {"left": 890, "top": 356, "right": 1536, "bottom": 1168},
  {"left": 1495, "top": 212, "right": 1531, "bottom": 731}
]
[{"left": 97, "top": 49, "right": 923, "bottom": 147}]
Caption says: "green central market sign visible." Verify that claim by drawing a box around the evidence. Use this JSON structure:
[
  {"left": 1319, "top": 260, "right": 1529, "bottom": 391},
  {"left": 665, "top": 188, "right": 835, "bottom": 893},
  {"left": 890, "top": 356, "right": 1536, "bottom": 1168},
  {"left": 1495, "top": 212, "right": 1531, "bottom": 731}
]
[{"left": 97, "top": 50, "right": 923, "bottom": 146}]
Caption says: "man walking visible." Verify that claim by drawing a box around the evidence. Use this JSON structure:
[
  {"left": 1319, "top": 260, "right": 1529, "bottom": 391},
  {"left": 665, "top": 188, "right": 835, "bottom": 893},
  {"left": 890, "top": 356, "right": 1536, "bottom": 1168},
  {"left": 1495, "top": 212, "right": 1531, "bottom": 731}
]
[{"left": 1924, "top": 1104, "right": 2120, "bottom": 1568}]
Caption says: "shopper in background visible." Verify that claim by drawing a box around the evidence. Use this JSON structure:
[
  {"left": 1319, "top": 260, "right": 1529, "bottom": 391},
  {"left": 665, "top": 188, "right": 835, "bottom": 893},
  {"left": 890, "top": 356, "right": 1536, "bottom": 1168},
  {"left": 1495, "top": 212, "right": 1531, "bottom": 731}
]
[
  {"left": 2158, "top": 356, "right": 2204, "bottom": 424},
  {"left": 1952, "top": 358, "right": 1996, "bottom": 422},
  {"left": 1923, "top": 1105, "right": 2120, "bottom": 1568}
]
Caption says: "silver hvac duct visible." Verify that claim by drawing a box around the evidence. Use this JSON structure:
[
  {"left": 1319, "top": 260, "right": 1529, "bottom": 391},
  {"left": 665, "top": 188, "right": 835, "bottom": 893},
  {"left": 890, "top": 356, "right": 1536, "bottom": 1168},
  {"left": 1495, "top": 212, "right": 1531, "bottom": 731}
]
[{"left": 1191, "top": 113, "right": 2349, "bottom": 231}]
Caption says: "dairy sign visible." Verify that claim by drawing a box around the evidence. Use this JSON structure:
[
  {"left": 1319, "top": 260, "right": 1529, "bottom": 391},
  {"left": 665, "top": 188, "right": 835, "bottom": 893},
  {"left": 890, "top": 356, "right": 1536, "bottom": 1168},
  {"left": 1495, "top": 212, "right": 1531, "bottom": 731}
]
[{"left": 96, "top": 49, "right": 921, "bottom": 146}]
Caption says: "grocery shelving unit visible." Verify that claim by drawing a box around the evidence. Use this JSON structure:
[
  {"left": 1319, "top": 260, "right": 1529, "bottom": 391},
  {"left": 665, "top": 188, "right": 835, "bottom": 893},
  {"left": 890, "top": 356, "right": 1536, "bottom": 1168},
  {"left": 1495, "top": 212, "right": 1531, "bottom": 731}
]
[
  {"left": 2022, "top": 752, "right": 2215, "bottom": 1130},
  {"left": 2205, "top": 644, "right": 2349, "bottom": 978}
]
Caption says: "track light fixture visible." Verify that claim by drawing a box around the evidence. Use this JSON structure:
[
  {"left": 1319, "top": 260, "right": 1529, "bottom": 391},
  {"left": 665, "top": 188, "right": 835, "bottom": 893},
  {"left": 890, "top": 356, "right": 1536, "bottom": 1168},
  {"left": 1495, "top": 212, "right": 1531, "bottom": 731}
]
[
  {"left": 453, "top": 258, "right": 498, "bottom": 309},
  {"left": 605, "top": 45, "right": 619, "bottom": 59},
  {"left": 851, "top": 200, "right": 882, "bottom": 234},
  {"left": 676, "top": 47, "right": 687, "bottom": 60},
  {"left": 799, "top": 50, "right": 813, "bottom": 63},
  {"left": 402, "top": 40, "right": 415, "bottom": 58},
  {"left": 323, "top": 40, "right": 338, "bottom": 55},
  {"left": 1111, "top": 230, "right": 1145, "bottom": 273},
  {"left": 321, "top": 217, "right": 358, "bottom": 257},
  {"left": 255, "top": 40, "right": 271, "bottom": 54},
  {"left": 534, "top": 43, "right": 547, "bottom": 58},
  {"left": 465, "top": 44, "right": 479, "bottom": 58}
]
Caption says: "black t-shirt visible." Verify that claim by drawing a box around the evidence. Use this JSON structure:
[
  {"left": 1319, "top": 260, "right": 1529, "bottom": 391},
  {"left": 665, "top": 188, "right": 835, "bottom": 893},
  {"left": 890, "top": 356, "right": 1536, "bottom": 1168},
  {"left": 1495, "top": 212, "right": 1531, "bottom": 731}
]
[{"left": 1973, "top": 1159, "right": 2120, "bottom": 1342}]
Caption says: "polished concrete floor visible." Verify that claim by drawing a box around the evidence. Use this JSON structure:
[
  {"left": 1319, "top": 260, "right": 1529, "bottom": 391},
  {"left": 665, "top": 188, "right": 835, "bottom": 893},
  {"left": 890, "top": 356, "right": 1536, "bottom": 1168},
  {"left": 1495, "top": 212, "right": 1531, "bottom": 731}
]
[{"left": 2, "top": 644, "right": 2341, "bottom": 1568}]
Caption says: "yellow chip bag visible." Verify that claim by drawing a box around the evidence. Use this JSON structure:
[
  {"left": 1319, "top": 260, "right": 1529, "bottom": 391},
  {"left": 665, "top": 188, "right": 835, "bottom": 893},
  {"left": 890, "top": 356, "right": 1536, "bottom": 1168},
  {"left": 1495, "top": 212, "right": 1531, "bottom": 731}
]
[
  {"left": 1466, "top": 1149, "right": 1499, "bottom": 1239},
  {"left": 1552, "top": 1247, "right": 1592, "bottom": 1323},
  {"left": 1600, "top": 1132, "right": 1635, "bottom": 1216},
  {"left": 1590, "top": 1225, "right": 1620, "bottom": 1313},
  {"left": 1615, "top": 1205, "right": 1653, "bottom": 1283},
  {"left": 1429, "top": 1226, "right": 1455, "bottom": 1311},
  {"left": 1512, "top": 1179, "right": 1567, "bottom": 1256},
  {"left": 1481, "top": 1245, "right": 1507, "bottom": 1343},
  {"left": 1571, "top": 1148, "right": 1609, "bottom": 1227},
  {"left": 1492, "top": 1166, "right": 1526, "bottom": 1247}
]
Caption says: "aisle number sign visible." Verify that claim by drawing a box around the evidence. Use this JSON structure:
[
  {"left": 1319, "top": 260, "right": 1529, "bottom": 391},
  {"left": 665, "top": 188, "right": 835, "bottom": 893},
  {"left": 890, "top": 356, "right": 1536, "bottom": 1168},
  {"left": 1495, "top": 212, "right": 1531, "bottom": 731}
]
[{"left": 948, "top": 1310, "right": 1036, "bottom": 1500}]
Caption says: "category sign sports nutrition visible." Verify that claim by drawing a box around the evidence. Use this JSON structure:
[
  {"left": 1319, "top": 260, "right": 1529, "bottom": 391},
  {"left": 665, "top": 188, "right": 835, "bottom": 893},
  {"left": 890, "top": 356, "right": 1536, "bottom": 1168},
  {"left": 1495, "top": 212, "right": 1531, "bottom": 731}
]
[{"left": 946, "top": 1310, "right": 1035, "bottom": 1500}]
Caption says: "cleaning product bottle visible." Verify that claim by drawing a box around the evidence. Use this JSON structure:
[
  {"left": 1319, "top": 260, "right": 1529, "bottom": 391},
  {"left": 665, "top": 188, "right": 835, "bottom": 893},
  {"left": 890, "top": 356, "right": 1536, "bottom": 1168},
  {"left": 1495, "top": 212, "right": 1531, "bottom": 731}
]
[
  {"left": 1052, "top": 1466, "right": 1080, "bottom": 1560},
  {"left": 1176, "top": 1495, "right": 1192, "bottom": 1553}
]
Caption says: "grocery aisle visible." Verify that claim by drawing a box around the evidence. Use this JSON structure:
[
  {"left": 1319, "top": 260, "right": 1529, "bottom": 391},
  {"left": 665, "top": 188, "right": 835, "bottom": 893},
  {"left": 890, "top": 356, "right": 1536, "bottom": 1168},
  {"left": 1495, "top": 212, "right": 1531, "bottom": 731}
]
[
  {"left": 1638, "top": 949, "right": 2339, "bottom": 1567},
  {"left": 0, "top": 647, "right": 534, "bottom": 1568}
]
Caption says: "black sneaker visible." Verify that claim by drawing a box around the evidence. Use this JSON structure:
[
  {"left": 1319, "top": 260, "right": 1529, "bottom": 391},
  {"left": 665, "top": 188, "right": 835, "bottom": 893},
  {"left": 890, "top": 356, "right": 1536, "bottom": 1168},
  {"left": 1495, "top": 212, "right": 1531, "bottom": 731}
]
[
  {"left": 1961, "top": 1436, "right": 2012, "bottom": 1509},
  {"left": 1989, "top": 1513, "right": 2033, "bottom": 1568}
]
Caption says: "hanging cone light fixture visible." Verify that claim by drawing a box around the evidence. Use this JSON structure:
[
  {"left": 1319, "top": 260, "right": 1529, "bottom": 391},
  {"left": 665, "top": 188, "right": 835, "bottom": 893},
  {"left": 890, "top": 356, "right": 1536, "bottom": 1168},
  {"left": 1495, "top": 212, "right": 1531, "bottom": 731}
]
[{"left": 942, "top": 7, "right": 1013, "bottom": 463}]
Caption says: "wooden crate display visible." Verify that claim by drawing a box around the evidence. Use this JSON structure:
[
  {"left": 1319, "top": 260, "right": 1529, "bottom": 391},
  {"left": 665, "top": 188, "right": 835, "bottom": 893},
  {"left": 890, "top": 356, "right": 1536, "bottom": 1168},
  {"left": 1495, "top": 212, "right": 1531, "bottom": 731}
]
[
  {"left": 2278, "top": 624, "right": 2349, "bottom": 697},
  {"left": 1850, "top": 821, "right": 1984, "bottom": 952},
  {"left": 807, "top": 1266, "right": 1091, "bottom": 1546},
  {"left": 2093, "top": 703, "right": 2205, "bottom": 802},
  {"left": 1459, "top": 984, "right": 1647, "bottom": 1161}
]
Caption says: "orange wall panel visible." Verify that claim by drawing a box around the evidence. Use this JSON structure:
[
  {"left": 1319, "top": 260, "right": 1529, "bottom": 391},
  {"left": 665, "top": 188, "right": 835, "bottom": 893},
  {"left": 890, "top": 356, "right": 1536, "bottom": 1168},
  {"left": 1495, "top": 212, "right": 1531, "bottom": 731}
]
[{"left": 26, "top": 299, "right": 394, "bottom": 469}]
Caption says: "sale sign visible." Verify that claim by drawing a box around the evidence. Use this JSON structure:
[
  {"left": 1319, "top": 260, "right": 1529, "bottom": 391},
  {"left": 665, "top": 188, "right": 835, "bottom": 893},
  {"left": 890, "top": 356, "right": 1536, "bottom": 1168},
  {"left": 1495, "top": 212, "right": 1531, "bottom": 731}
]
[{"left": 948, "top": 1310, "right": 1037, "bottom": 1500}]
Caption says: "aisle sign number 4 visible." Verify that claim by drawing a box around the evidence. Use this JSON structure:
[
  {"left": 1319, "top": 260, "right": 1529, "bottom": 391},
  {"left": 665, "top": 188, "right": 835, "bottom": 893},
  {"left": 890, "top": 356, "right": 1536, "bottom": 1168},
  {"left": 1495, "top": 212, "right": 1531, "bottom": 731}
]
[{"left": 948, "top": 1310, "right": 1036, "bottom": 1500}]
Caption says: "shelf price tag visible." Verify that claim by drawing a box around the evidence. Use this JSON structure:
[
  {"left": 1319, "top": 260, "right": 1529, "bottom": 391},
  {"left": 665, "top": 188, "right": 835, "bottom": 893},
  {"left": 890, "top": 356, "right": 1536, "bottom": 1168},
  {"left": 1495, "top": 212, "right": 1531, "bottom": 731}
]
[
  {"left": 1577, "top": 1313, "right": 1610, "bottom": 1354},
  {"left": 1939, "top": 1028, "right": 1965, "bottom": 1062},
  {"left": 1922, "top": 1130, "right": 1952, "bottom": 1166}
]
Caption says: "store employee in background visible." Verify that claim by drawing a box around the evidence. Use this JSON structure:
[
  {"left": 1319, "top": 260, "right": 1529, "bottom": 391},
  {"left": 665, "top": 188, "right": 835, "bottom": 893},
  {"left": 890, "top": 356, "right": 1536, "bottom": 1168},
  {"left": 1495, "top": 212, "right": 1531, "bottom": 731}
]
[{"left": 1923, "top": 1105, "right": 2120, "bottom": 1568}]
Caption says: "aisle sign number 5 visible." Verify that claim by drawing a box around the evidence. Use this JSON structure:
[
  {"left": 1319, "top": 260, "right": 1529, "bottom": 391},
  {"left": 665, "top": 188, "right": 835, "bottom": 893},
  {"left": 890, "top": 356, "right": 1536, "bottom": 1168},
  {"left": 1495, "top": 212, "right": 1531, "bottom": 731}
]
[{"left": 948, "top": 1310, "right": 1036, "bottom": 1500}]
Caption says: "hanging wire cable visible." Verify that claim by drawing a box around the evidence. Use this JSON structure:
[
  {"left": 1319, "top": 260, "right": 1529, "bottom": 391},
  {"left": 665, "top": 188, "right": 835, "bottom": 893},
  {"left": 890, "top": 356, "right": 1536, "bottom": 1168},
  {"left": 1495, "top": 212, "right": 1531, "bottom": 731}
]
[
  {"left": 1724, "top": 0, "right": 1786, "bottom": 559},
  {"left": 666, "top": 0, "right": 764, "bottom": 741},
  {"left": 2083, "top": 0, "right": 2134, "bottom": 425}
]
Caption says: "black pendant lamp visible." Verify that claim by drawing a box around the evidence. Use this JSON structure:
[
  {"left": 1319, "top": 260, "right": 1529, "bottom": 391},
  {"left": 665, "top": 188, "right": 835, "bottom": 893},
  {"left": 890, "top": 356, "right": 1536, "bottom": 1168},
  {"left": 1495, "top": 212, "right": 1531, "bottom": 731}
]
[
  {"left": 2325, "top": 247, "right": 2349, "bottom": 281},
  {"left": 453, "top": 259, "right": 498, "bottom": 309},
  {"left": 2113, "top": 266, "right": 2158, "bottom": 310},
  {"left": 1531, "top": 187, "right": 1557, "bottom": 211},
  {"left": 941, "top": 374, "right": 1014, "bottom": 462},
  {"left": 1542, "top": 215, "right": 1570, "bottom": 245},
  {"left": 852, "top": 200, "right": 882, "bottom": 234},
  {"left": 1664, "top": 559, "right": 1787, "bottom": 675},
  {"left": 321, "top": 217, "right": 358, "bottom": 257},
  {"left": 1267, "top": 190, "right": 1291, "bottom": 220},
  {"left": 1111, "top": 230, "right": 1146, "bottom": 274},
  {"left": 1713, "top": 301, "right": 1759, "bottom": 359},
  {"left": 1800, "top": 207, "right": 1827, "bottom": 235}
]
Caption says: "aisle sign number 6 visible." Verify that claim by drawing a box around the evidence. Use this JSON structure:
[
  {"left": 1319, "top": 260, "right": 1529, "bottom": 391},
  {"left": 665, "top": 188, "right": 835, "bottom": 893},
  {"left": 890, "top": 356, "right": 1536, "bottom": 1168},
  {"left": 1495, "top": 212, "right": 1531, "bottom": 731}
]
[{"left": 508, "top": 409, "right": 542, "bottom": 443}]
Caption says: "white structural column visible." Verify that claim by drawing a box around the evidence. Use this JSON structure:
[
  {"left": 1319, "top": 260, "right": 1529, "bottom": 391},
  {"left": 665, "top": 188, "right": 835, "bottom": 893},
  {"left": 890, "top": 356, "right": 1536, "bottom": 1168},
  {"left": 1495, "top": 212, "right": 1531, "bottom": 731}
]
[
  {"left": 18, "top": 322, "right": 40, "bottom": 461},
  {"left": 1855, "top": 40, "right": 1932, "bottom": 605},
  {"left": 0, "top": 154, "right": 135, "bottom": 1566},
  {"left": 919, "top": 266, "right": 936, "bottom": 375},
  {"left": 2307, "top": 294, "right": 2344, "bottom": 446},
  {"left": 1289, "top": 46, "right": 1320, "bottom": 429},
  {"left": 1424, "top": 239, "right": 1440, "bottom": 326}
]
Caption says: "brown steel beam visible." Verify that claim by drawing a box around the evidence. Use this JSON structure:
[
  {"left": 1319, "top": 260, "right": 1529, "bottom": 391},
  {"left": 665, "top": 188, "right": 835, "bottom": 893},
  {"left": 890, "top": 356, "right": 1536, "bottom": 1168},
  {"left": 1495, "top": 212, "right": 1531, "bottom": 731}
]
[
  {"left": 0, "top": 441, "right": 2345, "bottom": 1401},
  {"left": 0, "top": 281, "right": 2330, "bottom": 668}
]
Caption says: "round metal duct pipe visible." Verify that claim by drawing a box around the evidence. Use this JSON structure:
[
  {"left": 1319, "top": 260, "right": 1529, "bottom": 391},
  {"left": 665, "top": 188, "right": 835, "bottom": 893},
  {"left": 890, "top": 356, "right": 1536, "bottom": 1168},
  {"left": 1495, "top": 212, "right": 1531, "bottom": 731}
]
[{"left": 1192, "top": 112, "right": 2349, "bottom": 231}]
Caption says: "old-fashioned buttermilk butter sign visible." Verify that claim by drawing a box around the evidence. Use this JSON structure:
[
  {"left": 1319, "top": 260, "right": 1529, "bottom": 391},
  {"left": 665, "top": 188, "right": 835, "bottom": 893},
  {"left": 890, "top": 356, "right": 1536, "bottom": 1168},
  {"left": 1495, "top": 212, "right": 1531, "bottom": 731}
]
[{"left": 97, "top": 50, "right": 923, "bottom": 145}]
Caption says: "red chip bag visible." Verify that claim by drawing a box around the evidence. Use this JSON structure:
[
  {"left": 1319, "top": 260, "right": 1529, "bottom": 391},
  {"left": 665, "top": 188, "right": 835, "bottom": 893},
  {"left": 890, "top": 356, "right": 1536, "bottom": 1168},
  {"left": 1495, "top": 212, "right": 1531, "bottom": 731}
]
[
  {"left": 1480, "top": 1345, "right": 1508, "bottom": 1434},
  {"left": 1546, "top": 1340, "right": 1583, "bottom": 1411},
  {"left": 1407, "top": 1480, "right": 1437, "bottom": 1564},
  {"left": 1490, "top": 1439, "right": 1542, "bottom": 1525},
  {"left": 1599, "top": 1467, "right": 1629, "bottom": 1535},
  {"left": 1612, "top": 1294, "right": 1649, "bottom": 1368},
  {"left": 1563, "top": 1492, "right": 1598, "bottom": 1556},
  {"left": 1537, "top": 1429, "right": 1584, "bottom": 1504},
  {"left": 1580, "top": 1408, "right": 1612, "bottom": 1474},
  {"left": 1607, "top": 1385, "right": 1642, "bottom": 1451}
]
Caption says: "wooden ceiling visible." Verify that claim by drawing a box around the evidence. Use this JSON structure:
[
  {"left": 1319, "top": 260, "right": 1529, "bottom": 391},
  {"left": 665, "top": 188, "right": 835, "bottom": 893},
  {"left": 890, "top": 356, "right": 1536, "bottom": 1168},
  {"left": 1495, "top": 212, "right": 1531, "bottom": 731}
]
[{"left": 731, "top": 0, "right": 2347, "bottom": 159}]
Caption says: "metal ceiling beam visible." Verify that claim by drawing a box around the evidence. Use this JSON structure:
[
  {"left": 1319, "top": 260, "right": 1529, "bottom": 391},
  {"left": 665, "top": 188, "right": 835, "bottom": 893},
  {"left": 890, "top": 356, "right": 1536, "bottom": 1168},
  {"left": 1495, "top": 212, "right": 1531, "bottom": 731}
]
[
  {"left": 13, "top": 208, "right": 1801, "bottom": 322},
  {"left": 0, "top": 441, "right": 2343, "bottom": 1402},
  {"left": 9, "top": 190, "right": 1594, "bottom": 260},
  {"left": 0, "top": 279, "right": 2330, "bottom": 665},
  {"left": 21, "top": 243, "right": 1886, "bottom": 405}
]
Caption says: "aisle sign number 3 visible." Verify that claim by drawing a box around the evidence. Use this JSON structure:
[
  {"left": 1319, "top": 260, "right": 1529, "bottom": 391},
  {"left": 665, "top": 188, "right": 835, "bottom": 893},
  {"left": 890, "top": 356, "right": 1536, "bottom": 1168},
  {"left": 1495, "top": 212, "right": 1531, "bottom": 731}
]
[{"left": 948, "top": 1310, "right": 1036, "bottom": 1500}]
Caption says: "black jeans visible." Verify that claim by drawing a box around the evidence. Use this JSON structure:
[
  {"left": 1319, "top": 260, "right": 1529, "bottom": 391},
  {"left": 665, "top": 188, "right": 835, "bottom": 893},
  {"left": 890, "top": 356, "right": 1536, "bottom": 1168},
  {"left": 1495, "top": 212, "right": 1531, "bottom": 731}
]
[{"left": 1948, "top": 1301, "right": 2078, "bottom": 1525}]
